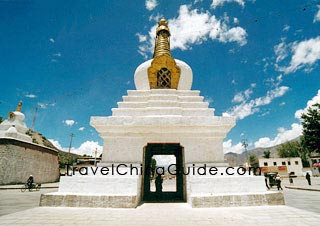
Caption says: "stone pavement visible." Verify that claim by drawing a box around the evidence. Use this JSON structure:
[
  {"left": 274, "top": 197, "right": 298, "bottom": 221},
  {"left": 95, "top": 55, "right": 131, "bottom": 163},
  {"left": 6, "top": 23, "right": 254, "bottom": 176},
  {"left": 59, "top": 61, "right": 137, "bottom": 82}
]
[
  {"left": 282, "top": 176, "right": 320, "bottom": 191},
  {"left": 1, "top": 178, "right": 320, "bottom": 225},
  {"left": 0, "top": 203, "right": 319, "bottom": 226},
  {"left": 0, "top": 188, "right": 58, "bottom": 216},
  {"left": 284, "top": 189, "right": 320, "bottom": 214}
]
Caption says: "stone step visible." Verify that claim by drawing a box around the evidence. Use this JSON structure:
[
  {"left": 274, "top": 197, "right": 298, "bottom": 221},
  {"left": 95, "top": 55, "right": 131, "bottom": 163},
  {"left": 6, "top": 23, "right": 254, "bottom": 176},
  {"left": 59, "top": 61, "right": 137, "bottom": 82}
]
[
  {"left": 112, "top": 107, "right": 214, "bottom": 116},
  {"left": 123, "top": 95, "right": 177, "bottom": 102},
  {"left": 179, "top": 102, "right": 209, "bottom": 108},
  {"left": 122, "top": 95, "right": 204, "bottom": 102},
  {"left": 178, "top": 96, "right": 204, "bottom": 102},
  {"left": 117, "top": 101, "right": 209, "bottom": 108},
  {"left": 127, "top": 90, "right": 201, "bottom": 96}
]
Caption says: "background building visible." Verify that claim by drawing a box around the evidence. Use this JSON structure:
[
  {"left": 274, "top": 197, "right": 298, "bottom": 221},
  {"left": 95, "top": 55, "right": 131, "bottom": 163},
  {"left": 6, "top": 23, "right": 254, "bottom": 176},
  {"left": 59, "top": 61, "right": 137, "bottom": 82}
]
[
  {"left": 259, "top": 157, "right": 303, "bottom": 176},
  {"left": 0, "top": 102, "right": 59, "bottom": 185}
]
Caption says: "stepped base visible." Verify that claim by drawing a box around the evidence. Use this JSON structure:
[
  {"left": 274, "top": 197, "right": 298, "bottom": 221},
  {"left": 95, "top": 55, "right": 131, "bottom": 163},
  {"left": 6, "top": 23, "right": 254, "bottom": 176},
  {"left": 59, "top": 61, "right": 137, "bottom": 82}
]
[
  {"left": 40, "top": 191, "right": 284, "bottom": 208},
  {"left": 191, "top": 192, "right": 284, "bottom": 208},
  {"left": 40, "top": 193, "right": 138, "bottom": 208}
]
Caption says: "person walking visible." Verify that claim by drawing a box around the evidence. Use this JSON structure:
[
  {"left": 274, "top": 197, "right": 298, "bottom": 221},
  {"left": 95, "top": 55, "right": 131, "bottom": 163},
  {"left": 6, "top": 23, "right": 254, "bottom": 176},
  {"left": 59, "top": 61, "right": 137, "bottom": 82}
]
[
  {"left": 306, "top": 172, "right": 311, "bottom": 186},
  {"left": 265, "top": 176, "right": 270, "bottom": 190},
  {"left": 275, "top": 174, "right": 283, "bottom": 190}
]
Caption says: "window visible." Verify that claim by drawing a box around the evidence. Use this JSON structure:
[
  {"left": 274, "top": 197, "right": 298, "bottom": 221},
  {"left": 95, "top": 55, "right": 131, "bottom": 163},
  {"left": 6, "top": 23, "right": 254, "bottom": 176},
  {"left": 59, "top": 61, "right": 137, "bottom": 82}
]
[
  {"left": 295, "top": 161, "right": 299, "bottom": 165},
  {"left": 288, "top": 161, "right": 291, "bottom": 165},
  {"left": 273, "top": 162, "right": 277, "bottom": 166},
  {"left": 282, "top": 162, "right": 286, "bottom": 165},
  {"left": 264, "top": 162, "right": 268, "bottom": 166},
  {"left": 157, "top": 68, "right": 171, "bottom": 88}
]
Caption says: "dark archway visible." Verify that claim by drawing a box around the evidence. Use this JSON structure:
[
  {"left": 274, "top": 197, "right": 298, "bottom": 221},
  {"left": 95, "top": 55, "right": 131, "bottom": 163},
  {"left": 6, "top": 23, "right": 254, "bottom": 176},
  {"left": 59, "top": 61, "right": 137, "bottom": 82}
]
[{"left": 142, "top": 143, "right": 185, "bottom": 202}]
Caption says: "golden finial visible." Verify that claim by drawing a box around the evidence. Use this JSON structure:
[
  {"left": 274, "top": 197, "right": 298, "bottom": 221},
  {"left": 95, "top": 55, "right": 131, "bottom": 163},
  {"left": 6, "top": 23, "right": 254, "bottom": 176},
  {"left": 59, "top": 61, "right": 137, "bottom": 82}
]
[
  {"left": 148, "top": 19, "right": 181, "bottom": 89},
  {"left": 154, "top": 18, "right": 171, "bottom": 58},
  {"left": 16, "top": 101, "right": 22, "bottom": 112}
]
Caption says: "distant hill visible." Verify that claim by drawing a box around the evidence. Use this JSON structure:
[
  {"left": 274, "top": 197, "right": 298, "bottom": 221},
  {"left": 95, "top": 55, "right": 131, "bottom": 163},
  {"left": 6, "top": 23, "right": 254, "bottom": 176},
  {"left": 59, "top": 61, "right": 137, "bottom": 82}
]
[
  {"left": 224, "top": 137, "right": 301, "bottom": 166},
  {"left": 26, "top": 129, "right": 81, "bottom": 167}
]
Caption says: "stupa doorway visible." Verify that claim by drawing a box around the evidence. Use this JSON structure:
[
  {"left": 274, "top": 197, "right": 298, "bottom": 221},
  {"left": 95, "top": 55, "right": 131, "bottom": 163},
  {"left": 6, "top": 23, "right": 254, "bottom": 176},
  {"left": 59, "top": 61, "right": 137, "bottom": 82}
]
[{"left": 142, "top": 143, "right": 185, "bottom": 202}]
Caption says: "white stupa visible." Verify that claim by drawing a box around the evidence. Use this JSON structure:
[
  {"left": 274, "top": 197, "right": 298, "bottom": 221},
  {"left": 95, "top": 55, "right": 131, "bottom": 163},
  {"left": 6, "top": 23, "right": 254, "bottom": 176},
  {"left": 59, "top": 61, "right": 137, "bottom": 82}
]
[
  {"left": 41, "top": 19, "right": 283, "bottom": 208},
  {"left": 0, "top": 101, "right": 32, "bottom": 142}
]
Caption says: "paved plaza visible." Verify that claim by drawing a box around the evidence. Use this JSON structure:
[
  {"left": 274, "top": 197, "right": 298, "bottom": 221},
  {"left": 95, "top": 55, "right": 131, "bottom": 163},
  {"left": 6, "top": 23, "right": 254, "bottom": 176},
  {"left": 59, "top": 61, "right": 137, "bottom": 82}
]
[
  {"left": 0, "top": 201, "right": 319, "bottom": 226},
  {"left": 0, "top": 177, "right": 319, "bottom": 226},
  {"left": 0, "top": 188, "right": 58, "bottom": 216}
]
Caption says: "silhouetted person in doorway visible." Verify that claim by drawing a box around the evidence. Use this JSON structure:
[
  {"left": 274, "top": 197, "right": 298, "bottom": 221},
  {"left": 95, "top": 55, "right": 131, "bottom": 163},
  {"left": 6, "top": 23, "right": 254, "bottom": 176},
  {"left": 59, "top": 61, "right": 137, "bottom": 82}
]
[
  {"left": 155, "top": 173, "right": 163, "bottom": 194},
  {"left": 306, "top": 172, "right": 311, "bottom": 185}
]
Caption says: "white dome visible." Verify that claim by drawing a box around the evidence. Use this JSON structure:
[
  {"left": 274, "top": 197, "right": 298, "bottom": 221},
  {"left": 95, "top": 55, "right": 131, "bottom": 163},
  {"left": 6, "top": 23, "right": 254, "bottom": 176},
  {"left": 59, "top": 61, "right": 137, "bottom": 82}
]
[
  {"left": 12, "top": 111, "right": 25, "bottom": 121},
  {"left": 6, "top": 126, "right": 17, "bottom": 134},
  {"left": 134, "top": 59, "right": 193, "bottom": 90}
]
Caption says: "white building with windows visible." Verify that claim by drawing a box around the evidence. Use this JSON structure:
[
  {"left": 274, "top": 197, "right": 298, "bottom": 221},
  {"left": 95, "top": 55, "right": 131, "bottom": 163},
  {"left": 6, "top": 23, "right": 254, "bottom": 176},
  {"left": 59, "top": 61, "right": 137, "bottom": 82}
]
[{"left": 259, "top": 157, "right": 303, "bottom": 176}]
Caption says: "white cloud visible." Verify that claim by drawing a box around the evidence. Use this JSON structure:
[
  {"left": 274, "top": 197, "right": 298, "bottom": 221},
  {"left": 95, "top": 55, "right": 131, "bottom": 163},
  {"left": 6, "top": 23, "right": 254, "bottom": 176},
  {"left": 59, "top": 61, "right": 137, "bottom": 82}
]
[
  {"left": 227, "top": 90, "right": 319, "bottom": 151},
  {"left": 48, "top": 139, "right": 63, "bottom": 150},
  {"left": 217, "top": 26, "right": 247, "bottom": 45},
  {"left": 149, "top": 13, "right": 163, "bottom": 22},
  {"left": 226, "top": 86, "right": 289, "bottom": 120},
  {"left": 49, "top": 38, "right": 55, "bottom": 43},
  {"left": 63, "top": 119, "right": 76, "bottom": 127},
  {"left": 25, "top": 94, "right": 37, "bottom": 98},
  {"left": 74, "top": 141, "right": 103, "bottom": 156},
  {"left": 78, "top": 127, "right": 85, "bottom": 131},
  {"left": 204, "top": 96, "right": 213, "bottom": 104},
  {"left": 295, "top": 90, "right": 320, "bottom": 119},
  {"left": 37, "top": 102, "right": 55, "bottom": 109},
  {"left": 232, "top": 83, "right": 255, "bottom": 103},
  {"left": 145, "top": 0, "right": 158, "bottom": 11},
  {"left": 49, "top": 139, "right": 103, "bottom": 156},
  {"left": 223, "top": 139, "right": 244, "bottom": 154},
  {"left": 53, "top": 52, "right": 61, "bottom": 57},
  {"left": 252, "top": 90, "right": 320, "bottom": 148},
  {"left": 282, "top": 24, "right": 290, "bottom": 32},
  {"left": 233, "top": 17, "right": 239, "bottom": 24},
  {"left": 276, "top": 37, "right": 320, "bottom": 74},
  {"left": 38, "top": 103, "right": 48, "bottom": 109},
  {"left": 211, "top": 0, "right": 245, "bottom": 9},
  {"left": 254, "top": 123, "right": 302, "bottom": 148},
  {"left": 138, "top": 5, "right": 247, "bottom": 57},
  {"left": 136, "top": 33, "right": 147, "bottom": 42},
  {"left": 314, "top": 5, "right": 320, "bottom": 23},
  {"left": 274, "top": 40, "right": 290, "bottom": 63}
]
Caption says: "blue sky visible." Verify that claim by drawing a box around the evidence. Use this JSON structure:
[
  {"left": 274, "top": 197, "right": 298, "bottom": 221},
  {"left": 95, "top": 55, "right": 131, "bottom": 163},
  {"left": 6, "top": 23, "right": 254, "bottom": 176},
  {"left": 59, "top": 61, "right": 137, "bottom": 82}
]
[{"left": 0, "top": 0, "right": 320, "bottom": 155}]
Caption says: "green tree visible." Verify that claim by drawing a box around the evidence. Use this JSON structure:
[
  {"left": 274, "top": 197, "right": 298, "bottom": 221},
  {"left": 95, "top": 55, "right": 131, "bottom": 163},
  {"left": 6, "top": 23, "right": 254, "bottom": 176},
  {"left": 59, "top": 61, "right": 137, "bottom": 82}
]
[
  {"left": 248, "top": 154, "right": 259, "bottom": 167},
  {"left": 277, "top": 140, "right": 309, "bottom": 167},
  {"left": 0, "top": 116, "right": 3, "bottom": 123},
  {"left": 277, "top": 141, "right": 300, "bottom": 158},
  {"left": 263, "top": 150, "right": 271, "bottom": 158},
  {"left": 151, "top": 158, "right": 157, "bottom": 178},
  {"left": 301, "top": 103, "right": 320, "bottom": 154},
  {"left": 248, "top": 154, "right": 260, "bottom": 175}
]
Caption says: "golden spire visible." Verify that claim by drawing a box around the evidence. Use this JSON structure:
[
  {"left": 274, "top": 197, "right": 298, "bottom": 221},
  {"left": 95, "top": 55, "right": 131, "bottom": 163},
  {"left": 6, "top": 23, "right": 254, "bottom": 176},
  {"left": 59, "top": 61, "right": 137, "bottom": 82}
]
[
  {"left": 154, "top": 19, "right": 171, "bottom": 57},
  {"left": 16, "top": 101, "right": 22, "bottom": 112},
  {"left": 148, "top": 19, "right": 181, "bottom": 89}
]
